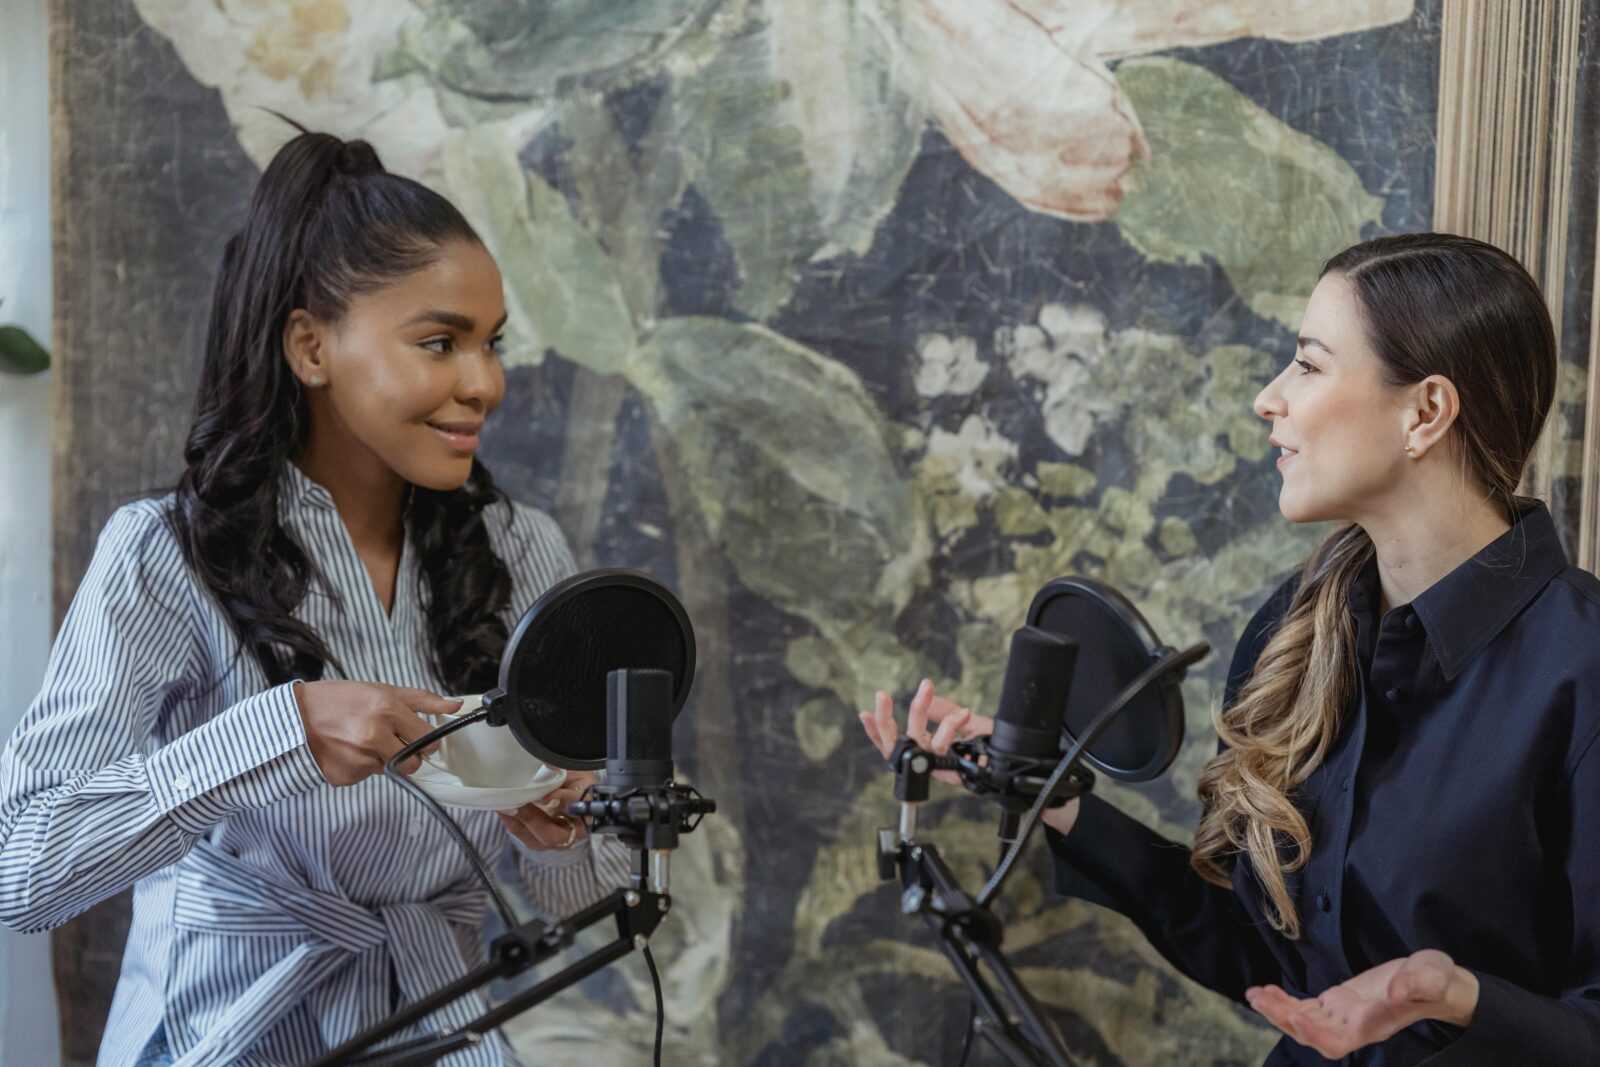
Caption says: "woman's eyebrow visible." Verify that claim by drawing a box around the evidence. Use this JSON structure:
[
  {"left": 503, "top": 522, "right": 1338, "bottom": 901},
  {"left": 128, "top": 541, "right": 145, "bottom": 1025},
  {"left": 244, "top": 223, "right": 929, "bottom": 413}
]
[
  {"left": 400, "top": 309, "right": 509, "bottom": 334},
  {"left": 1297, "top": 335, "right": 1335, "bottom": 355},
  {"left": 401, "top": 309, "right": 476, "bottom": 331}
]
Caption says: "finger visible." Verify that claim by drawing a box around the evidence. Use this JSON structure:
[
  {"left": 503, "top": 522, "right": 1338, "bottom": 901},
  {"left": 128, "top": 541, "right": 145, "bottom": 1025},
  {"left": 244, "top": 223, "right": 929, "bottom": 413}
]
[
  {"left": 1389, "top": 961, "right": 1450, "bottom": 1004},
  {"left": 1246, "top": 986, "right": 1306, "bottom": 1040},
  {"left": 501, "top": 807, "right": 584, "bottom": 848},
  {"left": 872, "top": 692, "right": 898, "bottom": 756},
  {"left": 929, "top": 708, "right": 971, "bottom": 755},
  {"left": 905, "top": 679, "right": 934, "bottom": 742},
  {"left": 544, "top": 786, "right": 588, "bottom": 811},
  {"left": 961, "top": 712, "right": 996, "bottom": 740},
  {"left": 861, "top": 710, "right": 896, "bottom": 757},
  {"left": 498, "top": 809, "right": 556, "bottom": 849},
  {"left": 925, "top": 694, "right": 972, "bottom": 725},
  {"left": 392, "top": 687, "right": 465, "bottom": 716},
  {"left": 858, "top": 712, "right": 884, "bottom": 753},
  {"left": 388, "top": 710, "right": 442, "bottom": 759},
  {"left": 386, "top": 734, "right": 424, "bottom": 776}
]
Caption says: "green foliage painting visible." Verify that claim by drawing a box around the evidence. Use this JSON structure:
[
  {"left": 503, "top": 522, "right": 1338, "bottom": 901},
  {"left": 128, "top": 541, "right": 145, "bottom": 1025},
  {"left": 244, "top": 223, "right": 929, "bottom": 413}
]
[{"left": 122, "top": 0, "right": 1443, "bottom": 1061}]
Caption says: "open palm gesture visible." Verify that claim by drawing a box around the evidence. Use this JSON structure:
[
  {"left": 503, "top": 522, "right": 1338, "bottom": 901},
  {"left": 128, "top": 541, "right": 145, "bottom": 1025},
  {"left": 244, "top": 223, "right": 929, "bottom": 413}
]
[{"left": 1246, "top": 950, "right": 1478, "bottom": 1058}]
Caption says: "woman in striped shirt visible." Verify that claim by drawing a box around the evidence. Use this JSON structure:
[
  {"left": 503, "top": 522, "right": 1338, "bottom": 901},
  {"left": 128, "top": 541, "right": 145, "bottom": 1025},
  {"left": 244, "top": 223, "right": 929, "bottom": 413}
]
[{"left": 0, "top": 130, "right": 631, "bottom": 1066}]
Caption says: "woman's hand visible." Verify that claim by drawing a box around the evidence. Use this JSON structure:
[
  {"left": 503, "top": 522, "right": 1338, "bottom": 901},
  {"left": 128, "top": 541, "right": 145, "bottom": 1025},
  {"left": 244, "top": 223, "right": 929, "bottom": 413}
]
[
  {"left": 857, "top": 679, "right": 1081, "bottom": 836},
  {"left": 498, "top": 772, "right": 598, "bottom": 852},
  {"left": 293, "top": 680, "right": 461, "bottom": 786},
  {"left": 1246, "top": 950, "right": 1479, "bottom": 1058},
  {"left": 859, "top": 678, "right": 987, "bottom": 785}
]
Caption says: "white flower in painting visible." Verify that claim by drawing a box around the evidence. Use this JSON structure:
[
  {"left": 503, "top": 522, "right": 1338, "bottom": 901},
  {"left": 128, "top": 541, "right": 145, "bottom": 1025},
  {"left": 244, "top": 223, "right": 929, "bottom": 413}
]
[
  {"left": 129, "top": 0, "right": 510, "bottom": 187},
  {"left": 926, "top": 414, "right": 1019, "bottom": 499},
  {"left": 897, "top": 0, "right": 1149, "bottom": 221},
  {"left": 913, "top": 333, "right": 989, "bottom": 398},
  {"left": 997, "top": 302, "right": 1122, "bottom": 456},
  {"left": 893, "top": 0, "right": 1414, "bottom": 221}
]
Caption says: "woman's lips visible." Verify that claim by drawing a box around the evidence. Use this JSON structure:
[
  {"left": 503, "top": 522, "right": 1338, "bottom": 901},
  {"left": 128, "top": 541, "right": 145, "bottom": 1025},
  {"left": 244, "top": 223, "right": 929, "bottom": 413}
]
[
  {"left": 1276, "top": 447, "right": 1299, "bottom": 470},
  {"left": 427, "top": 421, "right": 481, "bottom": 453}
]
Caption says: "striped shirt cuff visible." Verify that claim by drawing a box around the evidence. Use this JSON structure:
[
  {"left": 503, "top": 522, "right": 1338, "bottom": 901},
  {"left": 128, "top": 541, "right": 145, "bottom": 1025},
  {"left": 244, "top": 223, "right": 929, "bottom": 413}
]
[{"left": 147, "top": 682, "right": 327, "bottom": 836}]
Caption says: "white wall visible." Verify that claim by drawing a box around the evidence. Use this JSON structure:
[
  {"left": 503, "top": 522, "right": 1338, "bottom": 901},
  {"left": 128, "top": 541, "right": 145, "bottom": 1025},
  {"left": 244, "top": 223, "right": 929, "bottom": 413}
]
[{"left": 0, "top": 0, "right": 64, "bottom": 1062}]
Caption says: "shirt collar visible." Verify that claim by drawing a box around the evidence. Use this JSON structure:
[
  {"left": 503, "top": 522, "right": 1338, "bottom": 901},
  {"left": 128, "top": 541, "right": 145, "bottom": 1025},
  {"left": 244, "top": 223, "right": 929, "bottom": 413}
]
[
  {"left": 1349, "top": 501, "right": 1568, "bottom": 682},
  {"left": 280, "top": 461, "right": 339, "bottom": 513}
]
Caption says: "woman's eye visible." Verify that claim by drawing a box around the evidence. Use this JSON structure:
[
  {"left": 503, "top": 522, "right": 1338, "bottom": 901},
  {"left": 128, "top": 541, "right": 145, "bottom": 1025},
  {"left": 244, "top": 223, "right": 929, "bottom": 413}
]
[
  {"left": 1294, "top": 357, "right": 1316, "bottom": 374},
  {"left": 488, "top": 334, "right": 506, "bottom": 358},
  {"left": 420, "top": 336, "right": 455, "bottom": 355}
]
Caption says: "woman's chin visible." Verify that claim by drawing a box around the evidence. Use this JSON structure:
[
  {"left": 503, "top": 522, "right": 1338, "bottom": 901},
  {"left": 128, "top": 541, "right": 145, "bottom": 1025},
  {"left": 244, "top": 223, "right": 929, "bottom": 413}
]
[
  {"left": 1277, "top": 489, "right": 1328, "bottom": 525},
  {"left": 403, "top": 459, "right": 474, "bottom": 493}
]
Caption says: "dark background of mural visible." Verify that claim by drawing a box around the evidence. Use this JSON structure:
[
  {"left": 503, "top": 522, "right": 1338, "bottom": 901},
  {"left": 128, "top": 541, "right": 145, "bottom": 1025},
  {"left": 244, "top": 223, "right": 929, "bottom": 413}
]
[{"left": 47, "top": 1, "right": 1595, "bottom": 1064}]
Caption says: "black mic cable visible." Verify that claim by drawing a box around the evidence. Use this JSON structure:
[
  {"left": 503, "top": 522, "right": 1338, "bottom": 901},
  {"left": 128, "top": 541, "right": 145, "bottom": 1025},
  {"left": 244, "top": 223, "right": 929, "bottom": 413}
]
[{"left": 976, "top": 642, "right": 1209, "bottom": 907}]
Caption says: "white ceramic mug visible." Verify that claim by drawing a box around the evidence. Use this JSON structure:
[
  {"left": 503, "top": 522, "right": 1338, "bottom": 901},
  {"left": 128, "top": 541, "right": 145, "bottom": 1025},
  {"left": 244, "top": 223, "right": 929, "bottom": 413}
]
[{"left": 425, "top": 694, "right": 548, "bottom": 788}]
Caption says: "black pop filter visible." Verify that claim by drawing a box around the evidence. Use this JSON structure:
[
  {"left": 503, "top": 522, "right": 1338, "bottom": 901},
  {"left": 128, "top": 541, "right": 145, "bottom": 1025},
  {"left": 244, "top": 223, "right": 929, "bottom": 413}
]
[
  {"left": 488, "top": 569, "right": 695, "bottom": 771},
  {"left": 1025, "top": 577, "right": 1184, "bottom": 782}
]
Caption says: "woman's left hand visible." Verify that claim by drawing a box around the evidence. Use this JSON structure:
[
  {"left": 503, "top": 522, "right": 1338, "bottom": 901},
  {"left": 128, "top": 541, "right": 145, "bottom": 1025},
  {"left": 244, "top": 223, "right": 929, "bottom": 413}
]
[
  {"left": 1246, "top": 950, "right": 1479, "bottom": 1057},
  {"left": 498, "top": 772, "right": 598, "bottom": 852}
]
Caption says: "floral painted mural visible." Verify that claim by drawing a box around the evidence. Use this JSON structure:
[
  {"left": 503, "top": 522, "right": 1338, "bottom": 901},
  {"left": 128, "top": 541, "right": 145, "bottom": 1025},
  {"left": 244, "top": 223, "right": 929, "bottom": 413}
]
[{"left": 83, "top": 0, "right": 1443, "bottom": 1062}]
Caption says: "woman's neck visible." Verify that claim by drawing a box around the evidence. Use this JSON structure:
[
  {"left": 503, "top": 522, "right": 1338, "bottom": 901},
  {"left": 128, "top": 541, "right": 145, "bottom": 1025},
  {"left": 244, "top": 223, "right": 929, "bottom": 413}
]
[
  {"left": 292, "top": 446, "right": 409, "bottom": 554},
  {"left": 1359, "top": 494, "right": 1512, "bottom": 614}
]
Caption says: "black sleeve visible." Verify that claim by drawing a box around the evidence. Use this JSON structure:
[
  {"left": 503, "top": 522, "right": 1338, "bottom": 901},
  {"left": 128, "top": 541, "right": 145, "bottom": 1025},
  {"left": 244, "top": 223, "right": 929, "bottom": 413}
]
[
  {"left": 1420, "top": 735, "right": 1600, "bottom": 1065},
  {"left": 1044, "top": 573, "right": 1300, "bottom": 1003}
]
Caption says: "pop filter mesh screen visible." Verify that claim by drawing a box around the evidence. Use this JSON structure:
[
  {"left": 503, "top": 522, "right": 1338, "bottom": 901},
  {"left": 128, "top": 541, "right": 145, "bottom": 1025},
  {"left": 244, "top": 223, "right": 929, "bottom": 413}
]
[
  {"left": 504, "top": 584, "right": 691, "bottom": 764},
  {"left": 1032, "top": 592, "right": 1163, "bottom": 774}
]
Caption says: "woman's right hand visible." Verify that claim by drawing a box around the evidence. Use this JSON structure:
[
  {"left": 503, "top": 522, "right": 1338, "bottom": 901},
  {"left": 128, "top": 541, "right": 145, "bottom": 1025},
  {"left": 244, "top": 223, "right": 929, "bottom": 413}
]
[
  {"left": 858, "top": 678, "right": 1081, "bottom": 837},
  {"left": 293, "top": 681, "right": 461, "bottom": 786}
]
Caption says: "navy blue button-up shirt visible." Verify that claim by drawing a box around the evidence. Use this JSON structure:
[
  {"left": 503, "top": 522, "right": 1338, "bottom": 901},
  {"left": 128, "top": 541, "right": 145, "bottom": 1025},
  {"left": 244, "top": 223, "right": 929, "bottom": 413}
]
[{"left": 1048, "top": 502, "right": 1600, "bottom": 1065}]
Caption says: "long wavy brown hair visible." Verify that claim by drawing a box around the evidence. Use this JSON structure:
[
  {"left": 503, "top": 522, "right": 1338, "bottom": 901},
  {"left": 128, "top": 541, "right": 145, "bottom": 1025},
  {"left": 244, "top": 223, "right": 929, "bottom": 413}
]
[{"left": 1190, "top": 233, "right": 1557, "bottom": 938}]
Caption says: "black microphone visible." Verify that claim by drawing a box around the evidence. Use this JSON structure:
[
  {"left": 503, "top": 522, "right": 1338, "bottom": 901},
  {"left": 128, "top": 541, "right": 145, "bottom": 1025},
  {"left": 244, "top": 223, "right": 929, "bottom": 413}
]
[
  {"left": 567, "top": 668, "right": 715, "bottom": 888},
  {"left": 986, "top": 626, "right": 1077, "bottom": 851},
  {"left": 605, "top": 668, "right": 674, "bottom": 790}
]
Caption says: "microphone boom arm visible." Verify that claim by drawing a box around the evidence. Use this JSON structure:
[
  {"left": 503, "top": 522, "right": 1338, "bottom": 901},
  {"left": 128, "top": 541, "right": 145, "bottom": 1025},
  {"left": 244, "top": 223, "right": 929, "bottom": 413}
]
[{"left": 311, "top": 882, "right": 670, "bottom": 1067}]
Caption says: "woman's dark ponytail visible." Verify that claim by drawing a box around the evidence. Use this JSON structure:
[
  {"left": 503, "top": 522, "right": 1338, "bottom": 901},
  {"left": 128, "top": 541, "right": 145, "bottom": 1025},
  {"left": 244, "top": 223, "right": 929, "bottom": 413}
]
[{"left": 166, "top": 128, "right": 514, "bottom": 693}]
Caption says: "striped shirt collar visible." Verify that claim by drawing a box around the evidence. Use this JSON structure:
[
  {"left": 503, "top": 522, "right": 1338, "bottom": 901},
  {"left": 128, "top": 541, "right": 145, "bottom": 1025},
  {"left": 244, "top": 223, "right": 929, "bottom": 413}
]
[{"left": 281, "top": 460, "right": 339, "bottom": 513}]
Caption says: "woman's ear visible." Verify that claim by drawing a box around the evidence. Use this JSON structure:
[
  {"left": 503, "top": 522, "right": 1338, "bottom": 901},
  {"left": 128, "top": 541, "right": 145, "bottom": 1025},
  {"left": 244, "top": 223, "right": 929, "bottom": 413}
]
[
  {"left": 1404, "top": 375, "right": 1461, "bottom": 459},
  {"left": 283, "top": 309, "right": 330, "bottom": 388}
]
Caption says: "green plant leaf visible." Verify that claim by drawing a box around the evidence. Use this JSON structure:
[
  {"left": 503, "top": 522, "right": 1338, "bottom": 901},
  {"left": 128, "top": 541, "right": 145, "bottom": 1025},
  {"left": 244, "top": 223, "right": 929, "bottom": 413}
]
[
  {"left": 0, "top": 325, "right": 50, "bottom": 375},
  {"left": 629, "top": 316, "right": 933, "bottom": 703},
  {"left": 441, "top": 124, "right": 638, "bottom": 374},
  {"left": 639, "top": 1, "right": 925, "bottom": 319},
  {"left": 1113, "top": 57, "right": 1385, "bottom": 328}
]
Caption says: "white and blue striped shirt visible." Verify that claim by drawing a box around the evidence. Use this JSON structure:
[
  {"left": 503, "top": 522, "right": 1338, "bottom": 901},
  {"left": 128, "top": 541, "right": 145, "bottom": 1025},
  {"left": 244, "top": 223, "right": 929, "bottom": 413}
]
[{"left": 0, "top": 463, "right": 632, "bottom": 1066}]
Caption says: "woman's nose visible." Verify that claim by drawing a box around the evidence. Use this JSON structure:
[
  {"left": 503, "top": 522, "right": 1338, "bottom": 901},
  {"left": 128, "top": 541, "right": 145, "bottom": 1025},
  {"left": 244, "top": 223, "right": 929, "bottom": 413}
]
[
  {"left": 1254, "top": 368, "right": 1287, "bottom": 421},
  {"left": 455, "top": 351, "right": 502, "bottom": 408}
]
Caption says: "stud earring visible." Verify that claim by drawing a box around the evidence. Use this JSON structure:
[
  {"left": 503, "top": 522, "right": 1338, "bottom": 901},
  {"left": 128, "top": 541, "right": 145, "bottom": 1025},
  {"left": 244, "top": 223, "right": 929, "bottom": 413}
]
[
  {"left": 307, "top": 375, "right": 324, "bottom": 387},
  {"left": 1404, "top": 441, "right": 1416, "bottom": 457}
]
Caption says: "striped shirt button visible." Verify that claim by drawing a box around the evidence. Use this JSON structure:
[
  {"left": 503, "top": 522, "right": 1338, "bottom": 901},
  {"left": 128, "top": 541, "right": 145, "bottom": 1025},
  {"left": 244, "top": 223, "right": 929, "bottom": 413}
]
[{"left": 172, "top": 771, "right": 192, "bottom": 792}]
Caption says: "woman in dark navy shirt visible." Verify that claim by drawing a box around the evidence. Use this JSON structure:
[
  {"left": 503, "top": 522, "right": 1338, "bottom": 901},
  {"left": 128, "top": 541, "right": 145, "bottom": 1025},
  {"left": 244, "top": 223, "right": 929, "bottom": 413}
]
[{"left": 860, "top": 232, "right": 1600, "bottom": 1064}]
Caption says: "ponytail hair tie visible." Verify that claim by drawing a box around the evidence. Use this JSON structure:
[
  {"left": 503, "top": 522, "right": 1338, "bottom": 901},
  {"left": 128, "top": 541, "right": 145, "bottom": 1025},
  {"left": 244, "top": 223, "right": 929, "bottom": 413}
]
[{"left": 334, "top": 139, "right": 383, "bottom": 178}]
